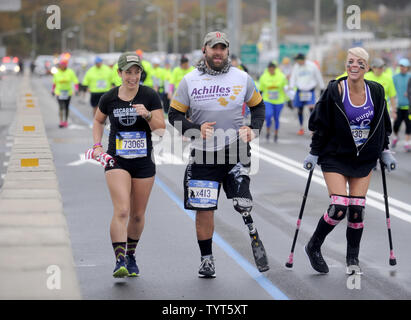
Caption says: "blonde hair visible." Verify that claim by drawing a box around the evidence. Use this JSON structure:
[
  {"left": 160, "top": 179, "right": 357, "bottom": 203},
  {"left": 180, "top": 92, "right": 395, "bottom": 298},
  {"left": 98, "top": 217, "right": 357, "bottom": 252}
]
[{"left": 347, "top": 47, "right": 369, "bottom": 64}]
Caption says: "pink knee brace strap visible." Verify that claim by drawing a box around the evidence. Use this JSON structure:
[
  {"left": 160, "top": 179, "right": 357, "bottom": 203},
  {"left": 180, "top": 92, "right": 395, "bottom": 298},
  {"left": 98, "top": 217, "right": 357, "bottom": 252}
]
[{"left": 323, "top": 195, "right": 350, "bottom": 226}]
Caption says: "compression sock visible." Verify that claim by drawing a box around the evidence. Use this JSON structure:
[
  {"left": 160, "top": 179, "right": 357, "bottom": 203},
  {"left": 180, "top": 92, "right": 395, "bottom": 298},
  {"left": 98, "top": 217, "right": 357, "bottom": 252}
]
[
  {"left": 346, "top": 197, "right": 365, "bottom": 258},
  {"left": 198, "top": 238, "right": 212, "bottom": 257},
  {"left": 126, "top": 238, "right": 139, "bottom": 256},
  {"left": 112, "top": 242, "right": 126, "bottom": 261}
]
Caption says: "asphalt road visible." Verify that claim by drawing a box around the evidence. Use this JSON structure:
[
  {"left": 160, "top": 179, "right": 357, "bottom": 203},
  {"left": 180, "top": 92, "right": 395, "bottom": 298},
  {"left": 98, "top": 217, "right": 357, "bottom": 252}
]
[{"left": 13, "top": 74, "right": 411, "bottom": 300}]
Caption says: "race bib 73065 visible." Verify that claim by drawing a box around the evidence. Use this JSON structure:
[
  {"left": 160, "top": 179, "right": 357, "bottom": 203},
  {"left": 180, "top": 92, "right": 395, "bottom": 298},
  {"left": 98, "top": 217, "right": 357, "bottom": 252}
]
[{"left": 116, "top": 131, "right": 147, "bottom": 158}]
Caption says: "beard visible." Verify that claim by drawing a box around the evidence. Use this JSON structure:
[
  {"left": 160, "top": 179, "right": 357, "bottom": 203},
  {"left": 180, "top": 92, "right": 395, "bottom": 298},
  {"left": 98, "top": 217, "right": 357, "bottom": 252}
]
[{"left": 205, "top": 53, "right": 229, "bottom": 71}]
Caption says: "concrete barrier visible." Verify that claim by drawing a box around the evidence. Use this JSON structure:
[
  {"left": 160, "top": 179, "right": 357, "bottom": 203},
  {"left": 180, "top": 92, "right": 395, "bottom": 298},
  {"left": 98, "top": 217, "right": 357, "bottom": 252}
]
[{"left": 0, "top": 74, "right": 81, "bottom": 299}]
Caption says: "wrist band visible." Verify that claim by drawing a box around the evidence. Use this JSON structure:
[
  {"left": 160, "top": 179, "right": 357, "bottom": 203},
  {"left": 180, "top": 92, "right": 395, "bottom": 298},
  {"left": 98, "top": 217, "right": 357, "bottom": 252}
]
[{"left": 93, "top": 143, "right": 103, "bottom": 149}]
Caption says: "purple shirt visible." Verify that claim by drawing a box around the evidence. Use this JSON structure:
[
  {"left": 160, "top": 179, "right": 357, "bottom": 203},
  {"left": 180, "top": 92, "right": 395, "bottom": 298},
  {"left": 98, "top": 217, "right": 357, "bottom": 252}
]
[{"left": 342, "top": 80, "right": 374, "bottom": 146}]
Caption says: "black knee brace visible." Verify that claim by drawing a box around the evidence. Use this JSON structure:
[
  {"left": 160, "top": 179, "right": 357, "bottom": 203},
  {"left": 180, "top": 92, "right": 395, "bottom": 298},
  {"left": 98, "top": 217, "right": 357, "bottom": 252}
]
[
  {"left": 347, "top": 197, "right": 365, "bottom": 229},
  {"left": 323, "top": 195, "right": 349, "bottom": 226}
]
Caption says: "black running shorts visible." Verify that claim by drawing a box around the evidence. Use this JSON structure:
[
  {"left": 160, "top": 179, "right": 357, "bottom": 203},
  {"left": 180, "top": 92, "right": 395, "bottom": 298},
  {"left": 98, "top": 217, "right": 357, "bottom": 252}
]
[
  {"left": 183, "top": 148, "right": 252, "bottom": 211},
  {"left": 105, "top": 153, "right": 156, "bottom": 179},
  {"left": 91, "top": 92, "right": 106, "bottom": 108}
]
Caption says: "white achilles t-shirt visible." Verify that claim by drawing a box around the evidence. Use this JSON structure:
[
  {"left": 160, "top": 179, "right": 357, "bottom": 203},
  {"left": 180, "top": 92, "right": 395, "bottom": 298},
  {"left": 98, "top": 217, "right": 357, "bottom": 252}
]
[{"left": 170, "top": 67, "right": 262, "bottom": 151}]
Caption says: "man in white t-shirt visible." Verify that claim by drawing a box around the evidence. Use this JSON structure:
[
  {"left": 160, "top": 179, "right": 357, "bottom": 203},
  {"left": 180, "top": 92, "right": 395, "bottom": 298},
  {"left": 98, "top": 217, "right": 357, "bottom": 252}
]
[
  {"left": 289, "top": 53, "right": 325, "bottom": 135},
  {"left": 168, "top": 31, "right": 269, "bottom": 278}
]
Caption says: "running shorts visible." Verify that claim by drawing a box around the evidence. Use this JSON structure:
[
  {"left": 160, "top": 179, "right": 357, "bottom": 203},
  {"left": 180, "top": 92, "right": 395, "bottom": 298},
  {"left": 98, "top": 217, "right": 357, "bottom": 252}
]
[
  {"left": 183, "top": 148, "right": 252, "bottom": 211},
  {"left": 105, "top": 152, "right": 156, "bottom": 178},
  {"left": 91, "top": 92, "right": 106, "bottom": 108}
]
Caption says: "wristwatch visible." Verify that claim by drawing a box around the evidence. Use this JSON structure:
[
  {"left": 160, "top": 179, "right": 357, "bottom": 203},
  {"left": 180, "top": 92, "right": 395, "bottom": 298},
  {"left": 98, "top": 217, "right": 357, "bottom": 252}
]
[{"left": 144, "top": 111, "right": 152, "bottom": 122}]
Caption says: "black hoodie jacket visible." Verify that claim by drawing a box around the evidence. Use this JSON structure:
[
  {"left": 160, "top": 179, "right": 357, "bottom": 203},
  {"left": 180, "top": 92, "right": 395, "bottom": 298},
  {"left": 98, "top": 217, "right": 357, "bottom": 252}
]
[{"left": 309, "top": 77, "right": 392, "bottom": 164}]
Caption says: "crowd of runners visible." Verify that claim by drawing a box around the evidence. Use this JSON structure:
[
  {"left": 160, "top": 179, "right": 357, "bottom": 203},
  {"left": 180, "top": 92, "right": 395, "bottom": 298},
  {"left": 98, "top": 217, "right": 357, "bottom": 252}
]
[{"left": 47, "top": 29, "right": 411, "bottom": 279}]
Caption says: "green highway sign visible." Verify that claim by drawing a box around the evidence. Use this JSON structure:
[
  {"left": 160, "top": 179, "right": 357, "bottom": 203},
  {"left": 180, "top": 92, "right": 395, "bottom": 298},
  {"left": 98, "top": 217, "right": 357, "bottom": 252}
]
[
  {"left": 240, "top": 44, "right": 259, "bottom": 65},
  {"left": 279, "top": 43, "right": 310, "bottom": 62}
]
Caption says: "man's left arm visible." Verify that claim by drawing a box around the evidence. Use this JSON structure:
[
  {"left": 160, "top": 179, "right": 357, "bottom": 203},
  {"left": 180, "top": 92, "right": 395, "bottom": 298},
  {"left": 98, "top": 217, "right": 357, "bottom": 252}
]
[
  {"left": 248, "top": 99, "right": 265, "bottom": 133},
  {"left": 239, "top": 76, "right": 265, "bottom": 142}
]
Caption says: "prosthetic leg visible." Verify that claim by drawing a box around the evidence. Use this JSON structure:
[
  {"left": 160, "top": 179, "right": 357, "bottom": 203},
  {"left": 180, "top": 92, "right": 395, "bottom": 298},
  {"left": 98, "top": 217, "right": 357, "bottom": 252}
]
[{"left": 233, "top": 198, "right": 269, "bottom": 272}]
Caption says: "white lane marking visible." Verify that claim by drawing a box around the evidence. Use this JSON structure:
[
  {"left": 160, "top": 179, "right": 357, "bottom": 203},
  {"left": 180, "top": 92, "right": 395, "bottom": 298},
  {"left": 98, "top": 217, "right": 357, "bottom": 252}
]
[
  {"left": 67, "top": 124, "right": 87, "bottom": 130},
  {"left": 67, "top": 153, "right": 101, "bottom": 167},
  {"left": 255, "top": 144, "right": 411, "bottom": 223},
  {"left": 155, "top": 151, "right": 185, "bottom": 165},
  {"left": 76, "top": 264, "right": 97, "bottom": 268},
  {"left": 256, "top": 144, "right": 411, "bottom": 213}
]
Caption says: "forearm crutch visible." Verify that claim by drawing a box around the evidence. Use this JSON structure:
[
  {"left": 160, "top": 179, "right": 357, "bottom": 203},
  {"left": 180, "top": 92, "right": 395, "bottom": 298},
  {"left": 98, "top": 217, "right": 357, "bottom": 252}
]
[
  {"left": 285, "top": 168, "right": 314, "bottom": 268},
  {"left": 379, "top": 159, "right": 397, "bottom": 266}
]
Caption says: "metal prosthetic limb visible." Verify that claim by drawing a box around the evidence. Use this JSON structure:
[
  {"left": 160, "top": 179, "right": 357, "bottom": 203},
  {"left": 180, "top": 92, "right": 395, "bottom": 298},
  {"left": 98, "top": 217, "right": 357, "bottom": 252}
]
[{"left": 233, "top": 198, "right": 269, "bottom": 272}]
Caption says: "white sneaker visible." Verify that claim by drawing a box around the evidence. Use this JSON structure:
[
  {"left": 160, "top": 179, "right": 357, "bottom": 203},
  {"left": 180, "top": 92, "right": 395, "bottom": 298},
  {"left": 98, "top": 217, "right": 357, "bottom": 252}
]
[{"left": 198, "top": 256, "right": 216, "bottom": 278}]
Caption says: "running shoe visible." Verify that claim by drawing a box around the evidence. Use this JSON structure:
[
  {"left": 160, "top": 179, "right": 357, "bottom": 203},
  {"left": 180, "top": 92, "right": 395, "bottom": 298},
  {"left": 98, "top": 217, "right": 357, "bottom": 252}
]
[
  {"left": 126, "top": 255, "right": 140, "bottom": 277},
  {"left": 346, "top": 256, "right": 363, "bottom": 275},
  {"left": 274, "top": 134, "right": 278, "bottom": 143},
  {"left": 249, "top": 230, "right": 269, "bottom": 272},
  {"left": 392, "top": 138, "right": 398, "bottom": 148},
  {"left": 266, "top": 133, "right": 270, "bottom": 142},
  {"left": 198, "top": 256, "right": 216, "bottom": 278},
  {"left": 63, "top": 121, "right": 68, "bottom": 128},
  {"left": 305, "top": 241, "right": 329, "bottom": 274},
  {"left": 404, "top": 144, "right": 410, "bottom": 152},
  {"left": 58, "top": 121, "right": 64, "bottom": 128},
  {"left": 297, "top": 129, "right": 305, "bottom": 136},
  {"left": 113, "top": 258, "right": 129, "bottom": 278}
]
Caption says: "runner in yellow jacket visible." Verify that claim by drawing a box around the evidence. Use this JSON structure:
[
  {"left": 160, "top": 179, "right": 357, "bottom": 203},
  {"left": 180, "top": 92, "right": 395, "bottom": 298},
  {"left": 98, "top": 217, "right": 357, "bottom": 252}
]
[
  {"left": 258, "top": 62, "right": 288, "bottom": 142},
  {"left": 168, "top": 56, "right": 195, "bottom": 100},
  {"left": 52, "top": 60, "right": 79, "bottom": 128},
  {"left": 365, "top": 58, "right": 397, "bottom": 118},
  {"left": 82, "top": 57, "right": 113, "bottom": 116}
]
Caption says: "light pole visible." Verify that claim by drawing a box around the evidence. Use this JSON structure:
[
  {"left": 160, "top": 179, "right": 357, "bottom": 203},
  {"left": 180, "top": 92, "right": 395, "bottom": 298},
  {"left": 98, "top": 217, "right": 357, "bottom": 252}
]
[
  {"left": 109, "top": 25, "right": 128, "bottom": 53},
  {"left": 126, "top": 15, "right": 142, "bottom": 50},
  {"left": 31, "top": 6, "right": 48, "bottom": 60},
  {"left": 130, "top": 0, "right": 167, "bottom": 52},
  {"left": 314, "top": 0, "right": 320, "bottom": 60},
  {"left": 79, "top": 10, "right": 96, "bottom": 50},
  {"left": 200, "top": 0, "right": 206, "bottom": 38},
  {"left": 62, "top": 26, "right": 80, "bottom": 52},
  {"left": 335, "top": 0, "right": 344, "bottom": 34},
  {"left": 173, "top": 0, "right": 179, "bottom": 53},
  {"left": 270, "top": 0, "right": 278, "bottom": 52},
  {"left": 145, "top": 5, "right": 165, "bottom": 52},
  {"left": 226, "top": 0, "right": 241, "bottom": 56}
]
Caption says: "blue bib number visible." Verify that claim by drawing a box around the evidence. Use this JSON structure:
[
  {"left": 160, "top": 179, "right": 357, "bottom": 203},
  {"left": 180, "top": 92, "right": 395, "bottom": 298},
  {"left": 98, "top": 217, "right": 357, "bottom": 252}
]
[
  {"left": 116, "top": 131, "right": 147, "bottom": 158},
  {"left": 187, "top": 180, "right": 219, "bottom": 208},
  {"left": 351, "top": 125, "right": 370, "bottom": 147},
  {"left": 299, "top": 91, "right": 312, "bottom": 102}
]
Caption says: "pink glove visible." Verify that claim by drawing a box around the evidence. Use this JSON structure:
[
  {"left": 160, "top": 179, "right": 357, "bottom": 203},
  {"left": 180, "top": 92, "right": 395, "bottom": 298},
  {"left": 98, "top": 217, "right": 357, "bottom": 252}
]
[{"left": 96, "top": 152, "right": 116, "bottom": 168}]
